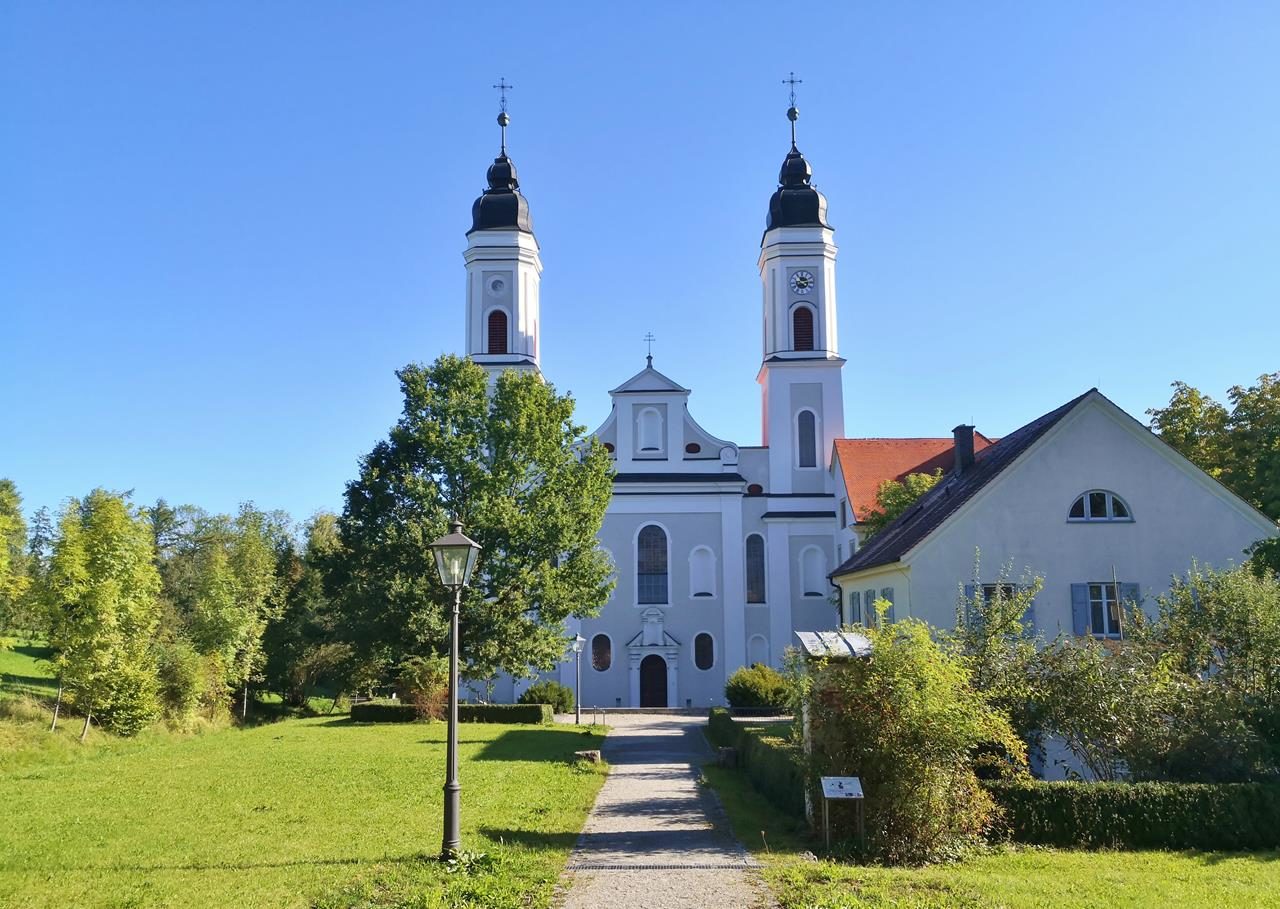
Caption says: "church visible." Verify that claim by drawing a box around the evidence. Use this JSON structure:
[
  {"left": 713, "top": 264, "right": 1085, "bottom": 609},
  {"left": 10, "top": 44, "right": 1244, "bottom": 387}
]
[{"left": 456, "top": 102, "right": 1277, "bottom": 710}]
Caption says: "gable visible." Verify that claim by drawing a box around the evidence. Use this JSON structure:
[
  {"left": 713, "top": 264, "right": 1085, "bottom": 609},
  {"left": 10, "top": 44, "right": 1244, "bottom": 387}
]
[{"left": 609, "top": 365, "right": 690, "bottom": 395}]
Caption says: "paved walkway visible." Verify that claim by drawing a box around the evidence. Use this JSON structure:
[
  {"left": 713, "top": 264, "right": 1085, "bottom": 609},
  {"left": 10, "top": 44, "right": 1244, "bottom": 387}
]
[{"left": 558, "top": 715, "right": 772, "bottom": 909}]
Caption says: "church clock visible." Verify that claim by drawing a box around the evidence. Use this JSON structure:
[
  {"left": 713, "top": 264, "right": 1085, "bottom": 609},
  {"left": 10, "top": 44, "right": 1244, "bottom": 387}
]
[{"left": 789, "top": 270, "right": 815, "bottom": 294}]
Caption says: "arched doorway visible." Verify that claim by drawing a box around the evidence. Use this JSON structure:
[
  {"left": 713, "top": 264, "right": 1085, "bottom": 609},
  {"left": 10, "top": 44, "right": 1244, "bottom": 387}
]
[{"left": 639, "top": 654, "right": 667, "bottom": 708}]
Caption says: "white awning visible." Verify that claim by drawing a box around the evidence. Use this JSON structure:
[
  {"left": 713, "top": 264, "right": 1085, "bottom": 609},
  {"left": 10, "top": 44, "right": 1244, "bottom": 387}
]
[{"left": 794, "top": 630, "right": 873, "bottom": 660}]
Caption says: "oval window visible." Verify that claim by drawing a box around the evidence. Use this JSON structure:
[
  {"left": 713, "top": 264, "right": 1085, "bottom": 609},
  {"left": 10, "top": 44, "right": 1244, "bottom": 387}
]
[
  {"left": 747, "top": 483, "right": 764, "bottom": 496},
  {"left": 694, "top": 633, "right": 714, "bottom": 670},
  {"left": 591, "top": 634, "right": 612, "bottom": 672},
  {"left": 603, "top": 442, "right": 615, "bottom": 454},
  {"left": 685, "top": 442, "right": 702, "bottom": 454}
]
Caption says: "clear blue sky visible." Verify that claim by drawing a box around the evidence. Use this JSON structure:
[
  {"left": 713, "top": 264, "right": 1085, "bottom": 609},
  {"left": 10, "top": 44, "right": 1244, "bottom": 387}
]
[{"left": 3, "top": 3, "right": 1278, "bottom": 524}]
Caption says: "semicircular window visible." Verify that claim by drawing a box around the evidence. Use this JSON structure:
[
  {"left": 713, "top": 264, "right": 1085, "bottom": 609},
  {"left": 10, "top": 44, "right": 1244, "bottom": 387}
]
[{"left": 1068, "top": 490, "right": 1133, "bottom": 522}]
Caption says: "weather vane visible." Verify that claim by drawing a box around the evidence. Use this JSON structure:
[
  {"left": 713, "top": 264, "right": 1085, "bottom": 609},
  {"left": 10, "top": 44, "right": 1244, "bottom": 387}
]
[
  {"left": 493, "top": 78, "right": 513, "bottom": 154},
  {"left": 782, "top": 71, "right": 802, "bottom": 146},
  {"left": 643, "top": 332, "right": 656, "bottom": 367}
]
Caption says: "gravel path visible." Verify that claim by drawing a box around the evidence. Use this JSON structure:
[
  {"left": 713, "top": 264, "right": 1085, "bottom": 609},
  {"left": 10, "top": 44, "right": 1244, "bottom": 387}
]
[{"left": 558, "top": 715, "right": 773, "bottom": 909}]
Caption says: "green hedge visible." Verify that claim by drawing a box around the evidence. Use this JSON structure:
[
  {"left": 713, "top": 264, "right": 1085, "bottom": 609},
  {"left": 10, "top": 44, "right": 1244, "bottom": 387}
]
[
  {"left": 707, "top": 708, "right": 805, "bottom": 817},
  {"left": 459, "top": 703, "right": 553, "bottom": 724},
  {"left": 350, "top": 701, "right": 418, "bottom": 723},
  {"left": 987, "top": 780, "right": 1280, "bottom": 850}
]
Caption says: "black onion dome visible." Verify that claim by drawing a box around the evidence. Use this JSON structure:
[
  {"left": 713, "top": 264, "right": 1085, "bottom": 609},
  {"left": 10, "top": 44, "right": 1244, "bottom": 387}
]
[
  {"left": 469, "top": 154, "right": 533, "bottom": 234},
  {"left": 765, "top": 145, "right": 831, "bottom": 233}
]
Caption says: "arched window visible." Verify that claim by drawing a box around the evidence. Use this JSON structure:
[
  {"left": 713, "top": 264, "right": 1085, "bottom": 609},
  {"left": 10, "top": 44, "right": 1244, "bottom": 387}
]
[
  {"left": 800, "top": 546, "right": 826, "bottom": 596},
  {"left": 637, "top": 524, "right": 668, "bottom": 604},
  {"left": 637, "top": 407, "right": 663, "bottom": 452},
  {"left": 689, "top": 546, "right": 716, "bottom": 597},
  {"left": 797, "top": 410, "right": 817, "bottom": 468},
  {"left": 748, "top": 634, "right": 768, "bottom": 666},
  {"left": 1068, "top": 490, "right": 1133, "bottom": 522},
  {"left": 486, "top": 309, "right": 508, "bottom": 354},
  {"left": 694, "top": 633, "right": 714, "bottom": 670},
  {"left": 792, "top": 306, "right": 815, "bottom": 351},
  {"left": 745, "top": 534, "right": 766, "bottom": 604},
  {"left": 591, "top": 634, "right": 612, "bottom": 671}
]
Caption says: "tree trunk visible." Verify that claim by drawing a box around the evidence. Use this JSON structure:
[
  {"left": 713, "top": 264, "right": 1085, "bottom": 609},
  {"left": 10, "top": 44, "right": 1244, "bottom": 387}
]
[
  {"left": 242, "top": 684, "right": 249, "bottom": 719},
  {"left": 328, "top": 690, "right": 344, "bottom": 715},
  {"left": 79, "top": 707, "right": 92, "bottom": 743},
  {"left": 50, "top": 683, "right": 63, "bottom": 732}
]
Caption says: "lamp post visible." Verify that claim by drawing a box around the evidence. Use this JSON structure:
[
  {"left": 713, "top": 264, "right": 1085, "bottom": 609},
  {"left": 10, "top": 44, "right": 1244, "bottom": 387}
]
[
  {"left": 571, "top": 634, "right": 586, "bottom": 725},
  {"left": 428, "top": 519, "right": 481, "bottom": 861}
]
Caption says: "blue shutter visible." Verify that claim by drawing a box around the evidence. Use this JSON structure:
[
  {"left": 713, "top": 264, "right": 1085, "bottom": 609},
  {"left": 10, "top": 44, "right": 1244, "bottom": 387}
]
[
  {"left": 963, "top": 584, "right": 976, "bottom": 629},
  {"left": 1070, "top": 584, "right": 1089, "bottom": 635},
  {"left": 881, "top": 587, "right": 896, "bottom": 623},
  {"left": 850, "top": 591, "right": 861, "bottom": 626}
]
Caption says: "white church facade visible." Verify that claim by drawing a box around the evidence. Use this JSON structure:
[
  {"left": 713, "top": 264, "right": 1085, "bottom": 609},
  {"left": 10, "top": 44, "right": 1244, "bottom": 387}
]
[{"left": 454, "top": 105, "right": 1277, "bottom": 710}]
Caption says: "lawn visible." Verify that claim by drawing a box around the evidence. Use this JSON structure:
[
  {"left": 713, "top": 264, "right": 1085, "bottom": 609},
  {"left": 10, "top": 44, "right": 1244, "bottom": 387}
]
[
  {"left": 0, "top": 640, "right": 59, "bottom": 701},
  {"left": 703, "top": 763, "right": 1280, "bottom": 909},
  {"left": 0, "top": 703, "right": 607, "bottom": 908}
]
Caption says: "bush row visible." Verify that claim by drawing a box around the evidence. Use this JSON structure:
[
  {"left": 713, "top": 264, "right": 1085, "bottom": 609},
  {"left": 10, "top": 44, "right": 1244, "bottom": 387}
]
[
  {"left": 350, "top": 701, "right": 553, "bottom": 725},
  {"left": 707, "top": 707, "right": 805, "bottom": 817},
  {"left": 987, "top": 780, "right": 1280, "bottom": 851}
]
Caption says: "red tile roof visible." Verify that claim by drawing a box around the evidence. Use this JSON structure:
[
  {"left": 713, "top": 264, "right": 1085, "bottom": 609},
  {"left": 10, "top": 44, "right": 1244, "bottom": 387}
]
[{"left": 833, "top": 434, "right": 995, "bottom": 521}]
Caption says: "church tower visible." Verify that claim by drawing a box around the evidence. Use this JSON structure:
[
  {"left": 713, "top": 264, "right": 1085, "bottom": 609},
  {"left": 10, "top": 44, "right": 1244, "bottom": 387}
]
[
  {"left": 464, "top": 99, "right": 542, "bottom": 380},
  {"left": 757, "top": 97, "right": 846, "bottom": 493}
]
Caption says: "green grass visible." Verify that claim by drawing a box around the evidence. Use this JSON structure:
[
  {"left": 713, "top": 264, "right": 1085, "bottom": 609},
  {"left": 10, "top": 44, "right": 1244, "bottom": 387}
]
[
  {"left": 702, "top": 764, "right": 1280, "bottom": 909},
  {"left": 0, "top": 639, "right": 58, "bottom": 701},
  {"left": 0, "top": 716, "right": 607, "bottom": 908}
]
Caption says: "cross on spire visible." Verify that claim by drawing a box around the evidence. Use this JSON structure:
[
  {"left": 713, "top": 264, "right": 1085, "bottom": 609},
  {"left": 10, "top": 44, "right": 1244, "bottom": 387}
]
[
  {"left": 643, "top": 332, "right": 656, "bottom": 367},
  {"left": 782, "top": 71, "right": 802, "bottom": 147},
  {"left": 493, "top": 78, "right": 514, "bottom": 154}
]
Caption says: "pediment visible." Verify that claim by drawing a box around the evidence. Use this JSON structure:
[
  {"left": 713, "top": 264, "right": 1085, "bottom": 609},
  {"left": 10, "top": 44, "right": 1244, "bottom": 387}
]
[{"left": 609, "top": 365, "right": 690, "bottom": 396}]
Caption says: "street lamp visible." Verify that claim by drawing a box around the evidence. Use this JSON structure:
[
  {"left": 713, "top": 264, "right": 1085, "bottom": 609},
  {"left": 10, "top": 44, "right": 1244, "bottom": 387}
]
[
  {"left": 571, "top": 634, "right": 586, "bottom": 725},
  {"left": 428, "top": 519, "right": 481, "bottom": 860}
]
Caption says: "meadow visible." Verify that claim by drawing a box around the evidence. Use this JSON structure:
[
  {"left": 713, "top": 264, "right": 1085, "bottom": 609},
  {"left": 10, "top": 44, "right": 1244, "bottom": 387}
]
[
  {"left": 0, "top": 645, "right": 607, "bottom": 909},
  {"left": 703, "top": 765, "right": 1280, "bottom": 909}
]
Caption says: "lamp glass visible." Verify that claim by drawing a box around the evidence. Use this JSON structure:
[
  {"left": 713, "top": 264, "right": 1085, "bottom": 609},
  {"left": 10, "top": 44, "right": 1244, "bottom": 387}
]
[{"left": 572, "top": 634, "right": 586, "bottom": 654}]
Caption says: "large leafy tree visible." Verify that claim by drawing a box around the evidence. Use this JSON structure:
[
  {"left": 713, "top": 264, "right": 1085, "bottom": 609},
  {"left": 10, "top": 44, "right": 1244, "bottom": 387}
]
[
  {"left": 331, "top": 355, "right": 614, "bottom": 682},
  {"left": 861, "top": 469, "right": 943, "bottom": 539},
  {"left": 0, "top": 479, "right": 31, "bottom": 629},
  {"left": 44, "top": 490, "right": 163, "bottom": 737}
]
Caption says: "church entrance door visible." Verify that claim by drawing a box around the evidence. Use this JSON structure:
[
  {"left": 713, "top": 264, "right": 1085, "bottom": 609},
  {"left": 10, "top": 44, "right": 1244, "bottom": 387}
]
[{"left": 639, "top": 655, "right": 668, "bottom": 708}]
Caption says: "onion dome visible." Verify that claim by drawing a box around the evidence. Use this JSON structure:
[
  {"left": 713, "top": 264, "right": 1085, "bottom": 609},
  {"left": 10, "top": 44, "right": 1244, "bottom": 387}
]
[
  {"left": 764, "top": 106, "right": 831, "bottom": 233},
  {"left": 469, "top": 112, "right": 534, "bottom": 234}
]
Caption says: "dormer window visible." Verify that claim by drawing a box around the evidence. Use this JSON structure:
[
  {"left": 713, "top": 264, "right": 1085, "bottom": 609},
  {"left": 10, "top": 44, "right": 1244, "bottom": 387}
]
[{"left": 1068, "top": 490, "right": 1133, "bottom": 522}]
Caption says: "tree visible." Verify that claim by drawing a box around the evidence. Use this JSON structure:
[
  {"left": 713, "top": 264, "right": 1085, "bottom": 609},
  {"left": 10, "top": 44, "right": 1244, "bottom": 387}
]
[
  {"left": 0, "top": 479, "right": 31, "bottom": 630},
  {"left": 860, "top": 469, "right": 943, "bottom": 538},
  {"left": 330, "top": 355, "right": 614, "bottom": 683},
  {"left": 44, "top": 490, "right": 162, "bottom": 738}
]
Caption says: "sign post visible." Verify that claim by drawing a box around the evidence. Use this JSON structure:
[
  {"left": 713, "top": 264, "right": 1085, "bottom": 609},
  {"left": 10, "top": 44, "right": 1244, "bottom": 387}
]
[{"left": 819, "top": 776, "right": 864, "bottom": 851}]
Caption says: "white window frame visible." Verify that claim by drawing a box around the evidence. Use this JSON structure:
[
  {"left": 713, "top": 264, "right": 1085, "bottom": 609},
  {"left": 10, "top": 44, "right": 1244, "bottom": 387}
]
[
  {"left": 1088, "top": 582, "right": 1124, "bottom": 638},
  {"left": 692, "top": 631, "right": 716, "bottom": 672},
  {"left": 789, "top": 301, "right": 819, "bottom": 351},
  {"left": 634, "top": 522, "right": 671, "bottom": 607},
  {"left": 745, "top": 533, "right": 767, "bottom": 605},
  {"left": 483, "top": 304, "right": 511, "bottom": 355},
  {"left": 1067, "top": 490, "right": 1134, "bottom": 523},
  {"left": 589, "top": 632, "right": 614, "bottom": 672}
]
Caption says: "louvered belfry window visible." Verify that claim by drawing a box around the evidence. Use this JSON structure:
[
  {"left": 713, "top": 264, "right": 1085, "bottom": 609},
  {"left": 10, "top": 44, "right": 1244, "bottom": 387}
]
[
  {"left": 793, "top": 306, "right": 814, "bottom": 351},
  {"left": 487, "top": 310, "right": 508, "bottom": 354}
]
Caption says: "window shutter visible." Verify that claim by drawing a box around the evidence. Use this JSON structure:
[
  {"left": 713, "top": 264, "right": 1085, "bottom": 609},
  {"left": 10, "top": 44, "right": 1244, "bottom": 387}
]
[
  {"left": 881, "top": 587, "right": 895, "bottom": 623},
  {"left": 849, "top": 591, "right": 861, "bottom": 626},
  {"left": 1070, "top": 584, "right": 1089, "bottom": 635}
]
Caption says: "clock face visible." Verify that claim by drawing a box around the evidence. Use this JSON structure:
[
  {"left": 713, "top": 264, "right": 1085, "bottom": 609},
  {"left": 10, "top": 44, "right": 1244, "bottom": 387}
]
[
  {"left": 789, "top": 270, "right": 815, "bottom": 294},
  {"left": 486, "top": 276, "right": 507, "bottom": 296}
]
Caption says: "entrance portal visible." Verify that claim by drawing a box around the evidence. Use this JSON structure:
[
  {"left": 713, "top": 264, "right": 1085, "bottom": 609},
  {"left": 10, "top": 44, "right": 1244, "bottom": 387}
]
[{"left": 639, "top": 654, "right": 668, "bottom": 707}]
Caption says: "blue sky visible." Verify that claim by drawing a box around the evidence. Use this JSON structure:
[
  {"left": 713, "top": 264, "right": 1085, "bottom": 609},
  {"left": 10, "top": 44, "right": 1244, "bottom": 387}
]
[{"left": 3, "top": 3, "right": 1278, "bottom": 523}]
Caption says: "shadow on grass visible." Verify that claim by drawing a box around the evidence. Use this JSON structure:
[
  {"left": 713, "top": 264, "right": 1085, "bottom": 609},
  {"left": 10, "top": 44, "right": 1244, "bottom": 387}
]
[
  {"left": 1191, "top": 850, "right": 1280, "bottom": 865},
  {"left": 1, "top": 854, "right": 429, "bottom": 874},
  {"left": 473, "top": 729, "right": 598, "bottom": 762},
  {"left": 477, "top": 826, "right": 581, "bottom": 852}
]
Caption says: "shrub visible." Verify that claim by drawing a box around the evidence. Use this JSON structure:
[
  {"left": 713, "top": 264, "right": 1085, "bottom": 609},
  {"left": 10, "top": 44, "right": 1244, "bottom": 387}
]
[
  {"left": 155, "top": 638, "right": 206, "bottom": 724},
  {"left": 725, "top": 664, "right": 790, "bottom": 710},
  {"left": 518, "top": 680, "right": 574, "bottom": 714},
  {"left": 397, "top": 654, "right": 448, "bottom": 720},
  {"left": 801, "top": 618, "right": 1026, "bottom": 864},
  {"left": 740, "top": 728, "right": 806, "bottom": 817},
  {"left": 350, "top": 700, "right": 418, "bottom": 723},
  {"left": 459, "top": 703, "right": 552, "bottom": 724},
  {"left": 987, "top": 780, "right": 1280, "bottom": 850},
  {"left": 706, "top": 707, "right": 740, "bottom": 747}
]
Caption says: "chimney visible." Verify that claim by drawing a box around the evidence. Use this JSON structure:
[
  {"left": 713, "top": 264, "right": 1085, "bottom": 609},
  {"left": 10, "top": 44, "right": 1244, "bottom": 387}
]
[{"left": 952, "top": 424, "right": 975, "bottom": 475}]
